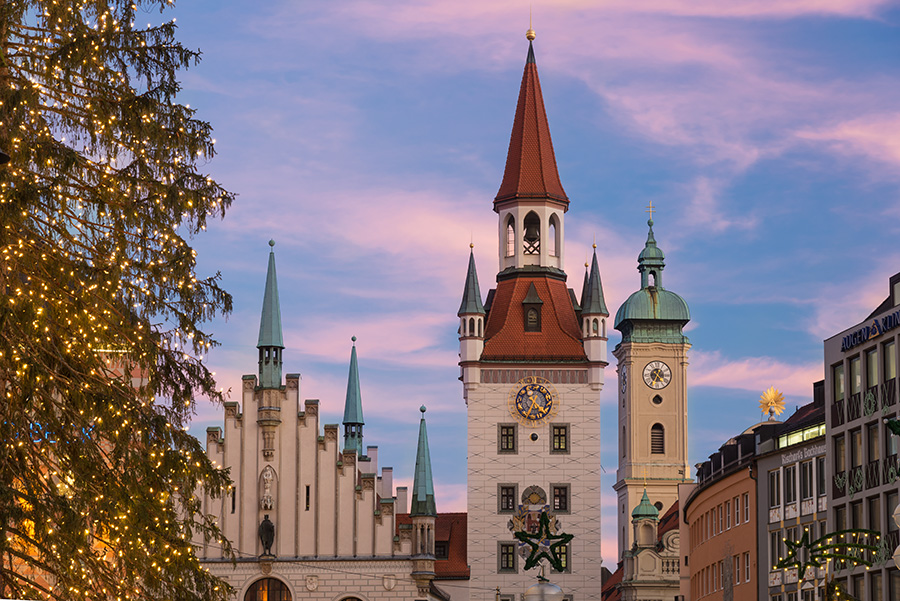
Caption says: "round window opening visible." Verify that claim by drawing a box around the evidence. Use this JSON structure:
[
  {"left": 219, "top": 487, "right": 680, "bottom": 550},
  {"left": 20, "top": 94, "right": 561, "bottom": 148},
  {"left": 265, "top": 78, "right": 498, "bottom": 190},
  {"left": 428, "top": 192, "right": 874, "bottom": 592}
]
[
  {"left": 245, "top": 579, "right": 291, "bottom": 601},
  {"left": 654, "top": 501, "right": 663, "bottom": 511},
  {"left": 652, "top": 395, "right": 663, "bottom": 405}
]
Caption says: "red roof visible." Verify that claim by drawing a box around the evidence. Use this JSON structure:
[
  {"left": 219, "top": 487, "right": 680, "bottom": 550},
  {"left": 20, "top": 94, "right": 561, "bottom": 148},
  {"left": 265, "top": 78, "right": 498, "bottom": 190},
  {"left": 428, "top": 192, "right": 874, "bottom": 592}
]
[
  {"left": 601, "top": 564, "right": 623, "bottom": 601},
  {"left": 658, "top": 500, "right": 679, "bottom": 539},
  {"left": 396, "top": 512, "right": 469, "bottom": 580},
  {"left": 481, "top": 276, "right": 586, "bottom": 362},
  {"left": 494, "top": 43, "right": 568, "bottom": 208}
]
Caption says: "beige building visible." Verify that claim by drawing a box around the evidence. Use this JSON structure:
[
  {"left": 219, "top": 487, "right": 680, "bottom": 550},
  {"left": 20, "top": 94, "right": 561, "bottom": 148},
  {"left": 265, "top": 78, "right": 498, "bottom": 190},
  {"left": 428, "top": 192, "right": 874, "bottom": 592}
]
[
  {"left": 612, "top": 217, "right": 692, "bottom": 558},
  {"left": 457, "top": 34, "right": 607, "bottom": 601},
  {"left": 195, "top": 242, "right": 454, "bottom": 601}
]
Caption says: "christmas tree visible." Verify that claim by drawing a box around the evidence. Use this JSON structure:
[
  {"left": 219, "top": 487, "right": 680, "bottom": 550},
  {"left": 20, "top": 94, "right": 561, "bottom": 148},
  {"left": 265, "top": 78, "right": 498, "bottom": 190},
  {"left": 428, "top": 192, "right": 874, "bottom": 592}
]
[{"left": 0, "top": 1, "right": 234, "bottom": 600}]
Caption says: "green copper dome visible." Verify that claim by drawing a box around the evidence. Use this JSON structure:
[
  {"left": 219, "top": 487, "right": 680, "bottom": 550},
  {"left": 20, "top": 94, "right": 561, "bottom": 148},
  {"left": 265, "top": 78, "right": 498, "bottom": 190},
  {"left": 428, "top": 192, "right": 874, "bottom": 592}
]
[
  {"left": 632, "top": 489, "right": 659, "bottom": 520},
  {"left": 614, "top": 219, "right": 690, "bottom": 344}
]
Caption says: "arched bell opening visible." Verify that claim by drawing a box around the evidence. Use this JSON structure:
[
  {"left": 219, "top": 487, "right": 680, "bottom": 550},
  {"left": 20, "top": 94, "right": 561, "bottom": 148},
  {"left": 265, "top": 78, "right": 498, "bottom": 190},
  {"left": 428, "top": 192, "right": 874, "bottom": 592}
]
[
  {"left": 523, "top": 211, "right": 541, "bottom": 256},
  {"left": 505, "top": 216, "right": 516, "bottom": 257}
]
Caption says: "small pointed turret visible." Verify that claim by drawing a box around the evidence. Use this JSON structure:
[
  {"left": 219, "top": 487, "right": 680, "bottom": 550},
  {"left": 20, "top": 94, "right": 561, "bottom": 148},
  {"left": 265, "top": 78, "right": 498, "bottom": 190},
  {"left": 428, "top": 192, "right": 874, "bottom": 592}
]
[
  {"left": 579, "top": 260, "right": 589, "bottom": 310},
  {"left": 342, "top": 337, "right": 365, "bottom": 454},
  {"left": 257, "top": 240, "right": 284, "bottom": 389},
  {"left": 638, "top": 219, "right": 666, "bottom": 289},
  {"left": 582, "top": 246, "right": 609, "bottom": 316},
  {"left": 458, "top": 246, "right": 486, "bottom": 317},
  {"left": 410, "top": 406, "right": 436, "bottom": 517}
]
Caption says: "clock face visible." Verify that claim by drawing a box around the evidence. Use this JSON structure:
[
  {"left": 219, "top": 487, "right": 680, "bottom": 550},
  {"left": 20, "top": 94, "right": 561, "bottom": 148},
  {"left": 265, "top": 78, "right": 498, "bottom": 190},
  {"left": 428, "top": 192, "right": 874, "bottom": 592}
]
[
  {"left": 642, "top": 361, "right": 672, "bottom": 390},
  {"left": 508, "top": 377, "right": 557, "bottom": 427}
]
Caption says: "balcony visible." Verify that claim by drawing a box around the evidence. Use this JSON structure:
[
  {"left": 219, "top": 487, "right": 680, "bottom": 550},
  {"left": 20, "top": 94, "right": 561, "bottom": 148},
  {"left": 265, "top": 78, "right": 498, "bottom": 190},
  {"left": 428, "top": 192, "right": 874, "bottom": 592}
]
[
  {"left": 847, "top": 392, "right": 861, "bottom": 421},
  {"left": 883, "top": 378, "right": 897, "bottom": 408},
  {"left": 831, "top": 398, "right": 845, "bottom": 427},
  {"left": 883, "top": 454, "right": 899, "bottom": 486},
  {"left": 865, "top": 459, "right": 881, "bottom": 489}
]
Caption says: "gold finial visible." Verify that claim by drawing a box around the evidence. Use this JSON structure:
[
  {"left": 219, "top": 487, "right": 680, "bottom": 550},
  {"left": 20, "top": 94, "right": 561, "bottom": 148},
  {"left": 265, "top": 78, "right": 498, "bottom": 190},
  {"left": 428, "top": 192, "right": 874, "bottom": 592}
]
[
  {"left": 759, "top": 387, "right": 786, "bottom": 418},
  {"left": 470, "top": 242, "right": 474, "bottom": 249},
  {"left": 526, "top": 5, "right": 535, "bottom": 40},
  {"left": 645, "top": 200, "right": 655, "bottom": 221},
  {"left": 592, "top": 243, "right": 597, "bottom": 249},
  {"left": 641, "top": 466, "right": 648, "bottom": 488}
]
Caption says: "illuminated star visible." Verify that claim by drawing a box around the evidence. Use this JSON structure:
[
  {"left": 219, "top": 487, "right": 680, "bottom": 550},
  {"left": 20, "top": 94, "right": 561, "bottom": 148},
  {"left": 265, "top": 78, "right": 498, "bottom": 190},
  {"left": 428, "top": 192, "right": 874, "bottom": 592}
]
[{"left": 514, "top": 511, "right": 574, "bottom": 572}]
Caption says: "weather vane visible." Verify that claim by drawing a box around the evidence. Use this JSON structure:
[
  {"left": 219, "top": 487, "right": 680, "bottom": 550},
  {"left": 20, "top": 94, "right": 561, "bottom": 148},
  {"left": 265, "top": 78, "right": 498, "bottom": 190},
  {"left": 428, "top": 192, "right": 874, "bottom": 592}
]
[{"left": 759, "top": 386, "right": 786, "bottom": 418}]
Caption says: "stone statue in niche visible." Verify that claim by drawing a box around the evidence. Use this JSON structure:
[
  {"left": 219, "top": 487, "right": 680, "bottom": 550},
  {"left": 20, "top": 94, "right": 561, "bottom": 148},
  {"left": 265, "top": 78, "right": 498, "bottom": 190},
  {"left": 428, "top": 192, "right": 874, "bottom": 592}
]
[
  {"left": 260, "top": 466, "right": 275, "bottom": 510},
  {"left": 259, "top": 514, "right": 275, "bottom": 556}
]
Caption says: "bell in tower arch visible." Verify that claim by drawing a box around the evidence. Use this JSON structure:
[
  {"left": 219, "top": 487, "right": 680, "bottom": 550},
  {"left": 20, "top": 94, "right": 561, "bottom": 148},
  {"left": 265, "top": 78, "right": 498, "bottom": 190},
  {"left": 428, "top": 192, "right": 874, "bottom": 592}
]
[{"left": 523, "top": 212, "right": 541, "bottom": 255}]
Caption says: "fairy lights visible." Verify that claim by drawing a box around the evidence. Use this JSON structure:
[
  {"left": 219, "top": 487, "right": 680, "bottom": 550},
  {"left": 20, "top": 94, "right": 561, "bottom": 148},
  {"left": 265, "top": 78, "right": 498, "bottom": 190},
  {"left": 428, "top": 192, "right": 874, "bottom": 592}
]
[{"left": 1, "top": 1, "right": 234, "bottom": 601}]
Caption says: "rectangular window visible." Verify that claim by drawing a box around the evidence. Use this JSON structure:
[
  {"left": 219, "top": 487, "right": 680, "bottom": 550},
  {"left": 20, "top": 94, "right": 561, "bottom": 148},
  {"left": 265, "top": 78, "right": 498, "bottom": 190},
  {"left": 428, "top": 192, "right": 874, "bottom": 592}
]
[
  {"left": 852, "top": 574, "right": 865, "bottom": 600},
  {"left": 498, "top": 542, "right": 516, "bottom": 573},
  {"left": 744, "top": 552, "right": 750, "bottom": 582},
  {"left": 868, "top": 496, "right": 880, "bottom": 534},
  {"left": 725, "top": 500, "right": 731, "bottom": 529},
  {"left": 718, "top": 504, "right": 723, "bottom": 533},
  {"left": 835, "top": 504, "right": 847, "bottom": 531},
  {"left": 850, "top": 429, "right": 862, "bottom": 468},
  {"left": 435, "top": 541, "right": 449, "bottom": 559},
  {"left": 769, "top": 469, "right": 781, "bottom": 508},
  {"left": 304, "top": 485, "right": 310, "bottom": 511},
  {"left": 498, "top": 424, "right": 517, "bottom": 454},
  {"left": 733, "top": 555, "right": 740, "bottom": 585},
  {"left": 872, "top": 571, "right": 883, "bottom": 601},
  {"left": 770, "top": 530, "right": 781, "bottom": 568},
  {"left": 552, "top": 484, "right": 569, "bottom": 513},
  {"left": 734, "top": 496, "right": 740, "bottom": 525},
  {"left": 835, "top": 434, "right": 846, "bottom": 472},
  {"left": 885, "top": 340, "right": 897, "bottom": 381},
  {"left": 499, "top": 485, "right": 516, "bottom": 513},
  {"left": 834, "top": 363, "right": 845, "bottom": 400},
  {"left": 231, "top": 486, "right": 237, "bottom": 514},
  {"left": 850, "top": 356, "right": 861, "bottom": 395},
  {"left": 743, "top": 492, "right": 750, "bottom": 522},
  {"left": 800, "top": 461, "right": 814, "bottom": 501},
  {"left": 816, "top": 456, "right": 826, "bottom": 497},
  {"left": 866, "top": 348, "right": 878, "bottom": 387},
  {"left": 866, "top": 422, "right": 880, "bottom": 464},
  {"left": 553, "top": 543, "right": 570, "bottom": 573},
  {"left": 888, "top": 492, "right": 899, "bottom": 532},
  {"left": 850, "top": 500, "right": 863, "bottom": 529},
  {"left": 784, "top": 464, "right": 797, "bottom": 504},
  {"left": 551, "top": 424, "right": 569, "bottom": 454},
  {"left": 892, "top": 570, "right": 900, "bottom": 601}
]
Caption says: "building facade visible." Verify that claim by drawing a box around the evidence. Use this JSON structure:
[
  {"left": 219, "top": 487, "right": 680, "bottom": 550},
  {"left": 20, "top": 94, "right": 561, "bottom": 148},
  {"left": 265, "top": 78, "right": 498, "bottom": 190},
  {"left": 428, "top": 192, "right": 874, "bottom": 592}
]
[
  {"left": 196, "top": 243, "right": 455, "bottom": 601},
  {"left": 458, "top": 34, "right": 607, "bottom": 600},
  {"left": 756, "top": 388, "right": 827, "bottom": 601},
  {"left": 825, "top": 271, "right": 900, "bottom": 600},
  {"left": 682, "top": 424, "right": 760, "bottom": 601},
  {"left": 613, "top": 218, "right": 692, "bottom": 558}
]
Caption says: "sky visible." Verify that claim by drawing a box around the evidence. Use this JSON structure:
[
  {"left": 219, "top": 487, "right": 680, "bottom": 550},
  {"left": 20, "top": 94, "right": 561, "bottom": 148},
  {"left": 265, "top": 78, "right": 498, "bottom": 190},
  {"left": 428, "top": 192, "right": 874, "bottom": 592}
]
[{"left": 158, "top": 0, "right": 900, "bottom": 567}]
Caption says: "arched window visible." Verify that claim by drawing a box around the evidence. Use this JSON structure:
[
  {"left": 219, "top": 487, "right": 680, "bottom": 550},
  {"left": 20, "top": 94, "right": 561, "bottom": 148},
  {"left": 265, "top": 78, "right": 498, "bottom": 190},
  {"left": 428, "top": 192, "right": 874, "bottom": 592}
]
[
  {"left": 245, "top": 579, "right": 291, "bottom": 601},
  {"left": 592, "top": 318, "right": 599, "bottom": 335},
  {"left": 649, "top": 271, "right": 657, "bottom": 287},
  {"left": 523, "top": 212, "right": 540, "bottom": 255},
  {"left": 651, "top": 424, "right": 665, "bottom": 454},
  {"left": 468, "top": 317, "right": 475, "bottom": 336},
  {"left": 477, "top": 319, "right": 482, "bottom": 337},
  {"left": 548, "top": 215, "right": 558, "bottom": 256},
  {"left": 527, "top": 308, "right": 538, "bottom": 328},
  {"left": 601, "top": 318, "right": 606, "bottom": 337},
  {"left": 506, "top": 217, "right": 515, "bottom": 257}
]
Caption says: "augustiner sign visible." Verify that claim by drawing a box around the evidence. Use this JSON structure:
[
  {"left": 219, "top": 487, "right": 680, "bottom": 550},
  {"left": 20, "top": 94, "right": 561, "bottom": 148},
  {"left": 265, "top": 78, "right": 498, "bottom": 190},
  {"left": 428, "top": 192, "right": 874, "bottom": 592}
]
[{"left": 841, "top": 308, "right": 900, "bottom": 352}]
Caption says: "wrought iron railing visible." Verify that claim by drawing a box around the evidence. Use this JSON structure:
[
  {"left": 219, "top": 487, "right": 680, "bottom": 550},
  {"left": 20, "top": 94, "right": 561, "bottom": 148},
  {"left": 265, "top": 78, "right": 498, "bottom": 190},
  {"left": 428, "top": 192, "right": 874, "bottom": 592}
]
[
  {"left": 883, "top": 378, "right": 897, "bottom": 407},
  {"left": 865, "top": 459, "right": 881, "bottom": 489},
  {"left": 847, "top": 392, "right": 861, "bottom": 421},
  {"left": 831, "top": 398, "right": 845, "bottom": 427}
]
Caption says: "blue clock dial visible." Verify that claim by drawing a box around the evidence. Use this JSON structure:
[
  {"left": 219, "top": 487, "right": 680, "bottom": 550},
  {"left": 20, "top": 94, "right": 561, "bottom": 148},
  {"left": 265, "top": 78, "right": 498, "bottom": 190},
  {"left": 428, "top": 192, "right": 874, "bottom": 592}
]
[{"left": 508, "top": 377, "right": 558, "bottom": 426}]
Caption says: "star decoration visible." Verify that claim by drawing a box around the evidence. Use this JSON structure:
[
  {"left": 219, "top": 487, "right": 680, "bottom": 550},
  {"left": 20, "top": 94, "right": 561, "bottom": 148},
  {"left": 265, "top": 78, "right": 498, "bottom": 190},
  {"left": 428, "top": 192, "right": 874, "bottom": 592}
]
[
  {"left": 514, "top": 511, "right": 574, "bottom": 572},
  {"left": 776, "top": 528, "right": 880, "bottom": 579}
]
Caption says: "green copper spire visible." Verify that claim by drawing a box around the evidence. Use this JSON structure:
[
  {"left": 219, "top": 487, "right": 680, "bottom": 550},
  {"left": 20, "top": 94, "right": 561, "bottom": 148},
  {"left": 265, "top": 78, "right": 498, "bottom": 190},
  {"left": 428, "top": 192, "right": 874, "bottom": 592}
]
[
  {"left": 343, "top": 337, "right": 365, "bottom": 453},
  {"left": 579, "top": 260, "right": 589, "bottom": 310},
  {"left": 457, "top": 247, "right": 486, "bottom": 316},
  {"left": 257, "top": 240, "right": 284, "bottom": 389},
  {"left": 410, "top": 406, "right": 436, "bottom": 517},
  {"left": 614, "top": 218, "right": 690, "bottom": 344},
  {"left": 581, "top": 248, "right": 609, "bottom": 316},
  {"left": 632, "top": 488, "right": 659, "bottom": 520}
]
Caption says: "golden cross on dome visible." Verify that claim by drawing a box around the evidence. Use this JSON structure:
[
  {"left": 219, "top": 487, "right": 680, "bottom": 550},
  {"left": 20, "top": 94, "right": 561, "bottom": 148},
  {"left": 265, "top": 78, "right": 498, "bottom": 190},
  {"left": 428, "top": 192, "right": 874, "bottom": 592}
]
[
  {"left": 645, "top": 200, "right": 655, "bottom": 220},
  {"left": 641, "top": 466, "right": 648, "bottom": 488}
]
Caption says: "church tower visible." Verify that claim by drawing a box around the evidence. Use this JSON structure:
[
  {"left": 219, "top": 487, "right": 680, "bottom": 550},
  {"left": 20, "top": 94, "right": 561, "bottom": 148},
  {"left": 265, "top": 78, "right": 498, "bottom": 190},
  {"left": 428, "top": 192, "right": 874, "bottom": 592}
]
[
  {"left": 612, "top": 217, "right": 691, "bottom": 558},
  {"left": 459, "top": 30, "right": 606, "bottom": 600}
]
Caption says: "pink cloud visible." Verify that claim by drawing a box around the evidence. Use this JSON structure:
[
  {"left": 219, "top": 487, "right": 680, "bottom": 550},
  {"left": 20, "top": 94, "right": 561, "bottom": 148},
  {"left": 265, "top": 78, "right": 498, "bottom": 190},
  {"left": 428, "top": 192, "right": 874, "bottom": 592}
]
[
  {"left": 797, "top": 113, "right": 900, "bottom": 169},
  {"left": 691, "top": 350, "right": 823, "bottom": 397}
]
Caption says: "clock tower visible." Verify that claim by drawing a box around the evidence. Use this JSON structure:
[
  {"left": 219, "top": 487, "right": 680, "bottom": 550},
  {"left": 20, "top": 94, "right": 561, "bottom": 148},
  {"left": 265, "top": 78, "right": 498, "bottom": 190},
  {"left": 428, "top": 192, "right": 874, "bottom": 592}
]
[
  {"left": 458, "top": 31, "right": 607, "bottom": 600},
  {"left": 612, "top": 217, "right": 691, "bottom": 558}
]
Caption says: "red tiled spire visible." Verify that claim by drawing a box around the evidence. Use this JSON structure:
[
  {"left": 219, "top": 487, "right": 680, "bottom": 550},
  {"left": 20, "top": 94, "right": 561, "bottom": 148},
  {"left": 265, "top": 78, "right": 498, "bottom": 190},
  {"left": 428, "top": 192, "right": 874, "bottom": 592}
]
[{"left": 494, "top": 41, "right": 569, "bottom": 208}]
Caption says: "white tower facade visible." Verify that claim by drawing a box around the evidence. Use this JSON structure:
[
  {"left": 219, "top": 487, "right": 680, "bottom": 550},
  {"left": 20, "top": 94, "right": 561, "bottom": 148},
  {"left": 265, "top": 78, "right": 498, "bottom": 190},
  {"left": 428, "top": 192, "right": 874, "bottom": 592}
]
[{"left": 460, "top": 36, "right": 607, "bottom": 601}]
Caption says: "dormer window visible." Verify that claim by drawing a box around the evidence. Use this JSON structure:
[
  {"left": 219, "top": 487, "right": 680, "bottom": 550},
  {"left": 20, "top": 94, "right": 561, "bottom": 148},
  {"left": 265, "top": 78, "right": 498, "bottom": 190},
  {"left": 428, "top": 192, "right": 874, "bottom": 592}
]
[{"left": 522, "top": 282, "right": 543, "bottom": 332}]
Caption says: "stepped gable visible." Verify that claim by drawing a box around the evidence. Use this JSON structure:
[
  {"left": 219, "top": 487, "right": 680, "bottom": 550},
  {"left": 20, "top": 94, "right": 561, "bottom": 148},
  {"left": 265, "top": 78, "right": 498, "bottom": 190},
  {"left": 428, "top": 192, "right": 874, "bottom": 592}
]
[{"left": 481, "top": 276, "right": 586, "bottom": 362}]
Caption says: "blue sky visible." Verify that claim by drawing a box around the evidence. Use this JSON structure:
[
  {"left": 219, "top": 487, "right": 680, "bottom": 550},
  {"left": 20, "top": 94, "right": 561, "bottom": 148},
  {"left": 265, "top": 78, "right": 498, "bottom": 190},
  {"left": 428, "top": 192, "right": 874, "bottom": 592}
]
[{"left": 163, "top": 0, "right": 900, "bottom": 565}]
